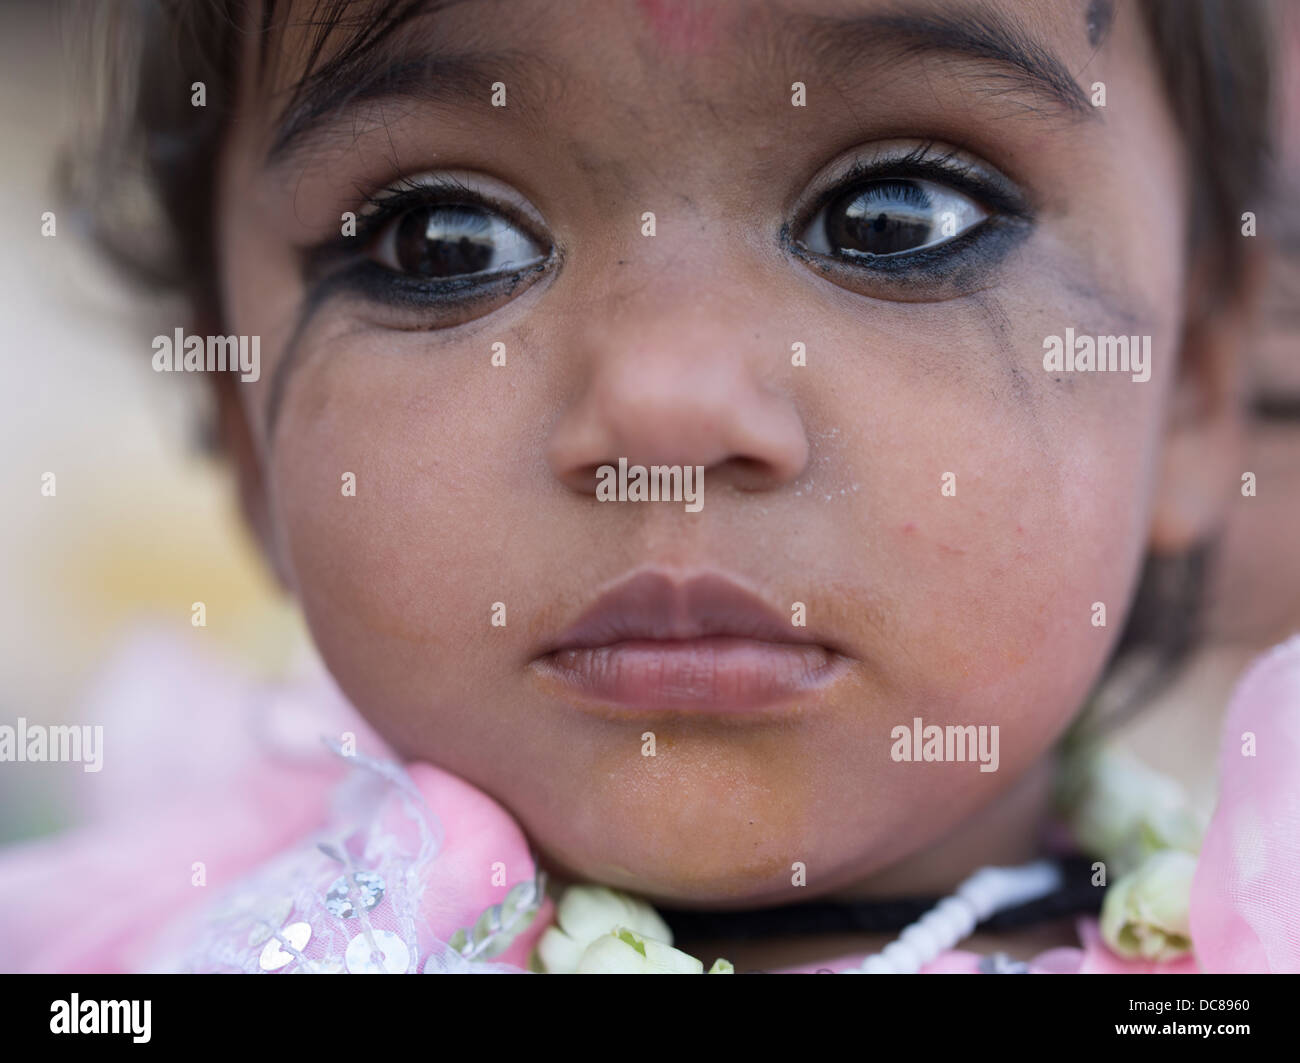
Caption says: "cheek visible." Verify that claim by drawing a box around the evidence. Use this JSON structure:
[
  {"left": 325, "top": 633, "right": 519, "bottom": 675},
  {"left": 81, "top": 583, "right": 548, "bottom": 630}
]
[
  {"left": 811, "top": 282, "right": 1167, "bottom": 722},
  {"left": 268, "top": 331, "right": 531, "bottom": 660}
]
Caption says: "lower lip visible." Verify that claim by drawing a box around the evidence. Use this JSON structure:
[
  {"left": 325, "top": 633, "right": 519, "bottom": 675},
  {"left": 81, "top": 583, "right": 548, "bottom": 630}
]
[{"left": 532, "top": 636, "right": 844, "bottom": 713}]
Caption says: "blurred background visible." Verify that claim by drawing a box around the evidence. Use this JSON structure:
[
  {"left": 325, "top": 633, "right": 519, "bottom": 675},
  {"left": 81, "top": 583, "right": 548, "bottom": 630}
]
[
  {"left": 1, "top": 0, "right": 1297, "bottom": 843},
  {"left": 0, "top": 2, "right": 312, "bottom": 843}
]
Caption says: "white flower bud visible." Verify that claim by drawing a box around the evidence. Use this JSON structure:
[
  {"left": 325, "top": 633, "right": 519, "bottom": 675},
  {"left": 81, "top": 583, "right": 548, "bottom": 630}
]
[
  {"left": 1069, "top": 748, "right": 1202, "bottom": 876},
  {"left": 574, "top": 927, "right": 704, "bottom": 974},
  {"left": 534, "top": 884, "right": 673, "bottom": 973},
  {"left": 1100, "top": 850, "right": 1197, "bottom": 962}
]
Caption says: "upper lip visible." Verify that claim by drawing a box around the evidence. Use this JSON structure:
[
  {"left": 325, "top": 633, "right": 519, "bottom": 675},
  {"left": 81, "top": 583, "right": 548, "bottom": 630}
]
[{"left": 541, "top": 570, "right": 829, "bottom": 653}]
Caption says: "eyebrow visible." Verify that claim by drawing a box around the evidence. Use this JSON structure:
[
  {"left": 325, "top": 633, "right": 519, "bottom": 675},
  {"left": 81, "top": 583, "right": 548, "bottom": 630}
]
[
  {"left": 274, "top": 56, "right": 548, "bottom": 170},
  {"left": 267, "top": 50, "right": 546, "bottom": 169},
  {"left": 263, "top": 0, "right": 563, "bottom": 171},
  {"left": 782, "top": 4, "right": 1098, "bottom": 121}
]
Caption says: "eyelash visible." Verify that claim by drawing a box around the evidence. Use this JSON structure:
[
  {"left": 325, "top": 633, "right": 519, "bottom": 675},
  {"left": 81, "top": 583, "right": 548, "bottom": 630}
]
[
  {"left": 303, "top": 145, "right": 1034, "bottom": 316},
  {"left": 355, "top": 174, "right": 543, "bottom": 255},
  {"left": 302, "top": 175, "right": 554, "bottom": 314},
  {"left": 786, "top": 144, "right": 1034, "bottom": 282}
]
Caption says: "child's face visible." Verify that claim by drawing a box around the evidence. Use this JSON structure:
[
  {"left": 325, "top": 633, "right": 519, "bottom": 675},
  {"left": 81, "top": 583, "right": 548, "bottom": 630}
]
[{"left": 216, "top": 0, "right": 1213, "bottom": 903}]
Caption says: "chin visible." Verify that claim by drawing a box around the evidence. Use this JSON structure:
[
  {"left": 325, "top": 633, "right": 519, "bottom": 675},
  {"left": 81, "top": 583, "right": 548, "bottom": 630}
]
[{"left": 533, "top": 814, "right": 856, "bottom": 910}]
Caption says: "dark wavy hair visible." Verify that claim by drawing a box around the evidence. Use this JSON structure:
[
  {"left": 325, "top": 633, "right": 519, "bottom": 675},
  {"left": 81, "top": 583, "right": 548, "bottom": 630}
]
[{"left": 61, "top": 0, "right": 1279, "bottom": 730}]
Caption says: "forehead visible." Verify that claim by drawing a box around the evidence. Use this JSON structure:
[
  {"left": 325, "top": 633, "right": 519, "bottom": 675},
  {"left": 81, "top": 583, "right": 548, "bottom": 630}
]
[
  {"left": 265, "top": 0, "right": 1110, "bottom": 51},
  {"left": 262, "top": 0, "right": 1110, "bottom": 70},
  {"left": 633, "top": 0, "right": 720, "bottom": 53},
  {"left": 247, "top": 0, "right": 1119, "bottom": 168}
]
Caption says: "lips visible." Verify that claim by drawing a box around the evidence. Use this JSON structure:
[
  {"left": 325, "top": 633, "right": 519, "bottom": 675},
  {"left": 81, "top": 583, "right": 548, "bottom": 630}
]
[{"left": 531, "top": 571, "right": 847, "bottom": 713}]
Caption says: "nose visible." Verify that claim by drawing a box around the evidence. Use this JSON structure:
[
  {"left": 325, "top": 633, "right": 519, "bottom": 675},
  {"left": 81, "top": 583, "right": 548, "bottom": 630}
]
[{"left": 546, "top": 288, "right": 810, "bottom": 496}]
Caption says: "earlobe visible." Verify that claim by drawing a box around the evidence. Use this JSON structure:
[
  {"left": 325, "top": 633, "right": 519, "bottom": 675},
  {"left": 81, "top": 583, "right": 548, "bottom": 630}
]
[
  {"left": 1147, "top": 250, "right": 1265, "bottom": 554},
  {"left": 1147, "top": 405, "right": 1239, "bottom": 554}
]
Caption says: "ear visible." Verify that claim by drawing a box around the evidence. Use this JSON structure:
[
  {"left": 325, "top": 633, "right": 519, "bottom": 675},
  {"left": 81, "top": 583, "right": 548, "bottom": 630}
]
[
  {"left": 210, "top": 368, "right": 295, "bottom": 593},
  {"left": 1148, "top": 248, "right": 1268, "bottom": 554}
]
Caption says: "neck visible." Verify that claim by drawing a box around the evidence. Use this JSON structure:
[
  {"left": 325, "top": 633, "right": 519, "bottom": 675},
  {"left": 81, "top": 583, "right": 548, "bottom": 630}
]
[{"left": 826, "top": 754, "right": 1058, "bottom": 902}]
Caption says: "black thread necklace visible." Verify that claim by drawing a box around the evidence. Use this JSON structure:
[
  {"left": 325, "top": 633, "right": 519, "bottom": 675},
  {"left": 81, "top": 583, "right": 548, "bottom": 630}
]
[{"left": 655, "top": 855, "right": 1100, "bottom": 942}]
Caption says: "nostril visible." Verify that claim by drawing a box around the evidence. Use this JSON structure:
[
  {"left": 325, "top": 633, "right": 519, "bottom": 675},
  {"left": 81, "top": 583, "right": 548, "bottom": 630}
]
[
  {"left": 729, "top": 455, "right": 769, "bottom": 478},
  {"left": 572, "top": 464, "right": 609, "bottom": 493},
  {"left": 722, "top": 455, "right": 787, "bottom": 491},
  {"left": 561, "top": 454, "right": 787, "bottom": 499}
]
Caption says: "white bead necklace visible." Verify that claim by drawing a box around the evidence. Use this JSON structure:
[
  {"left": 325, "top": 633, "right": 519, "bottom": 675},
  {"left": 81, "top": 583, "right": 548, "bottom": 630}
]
[{"left": 842, "top": 860, "right": 1063, "bottom": 973}]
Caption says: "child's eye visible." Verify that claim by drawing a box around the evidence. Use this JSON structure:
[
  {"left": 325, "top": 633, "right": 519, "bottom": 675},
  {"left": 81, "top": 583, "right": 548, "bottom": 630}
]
[
  {"left": 784, "top": 146, "right": 1034, "bottom": 301},
  {"left": 798, "top": 178, "right": 988, "bottom": 260},
  {"left": 370, "top": 202, "right": 547, "bottom": 279},
  {"left": 300, "top": 175, "right": 557, "bottom": 327}
]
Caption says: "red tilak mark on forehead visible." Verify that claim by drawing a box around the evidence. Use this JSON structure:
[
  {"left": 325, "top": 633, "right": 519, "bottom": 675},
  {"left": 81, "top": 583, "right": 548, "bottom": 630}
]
[{"left": 636, "top": 0, "right": 716, "bottom": 53}]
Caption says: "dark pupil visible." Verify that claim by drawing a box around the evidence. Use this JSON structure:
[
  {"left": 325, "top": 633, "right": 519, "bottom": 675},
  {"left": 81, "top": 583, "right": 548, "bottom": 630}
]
[
  {"left": 394, "top": 204, "right": 495, "bottom": 276},
  {"left": 825, "top": 179, "right": 935, "bottom": 257}
]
